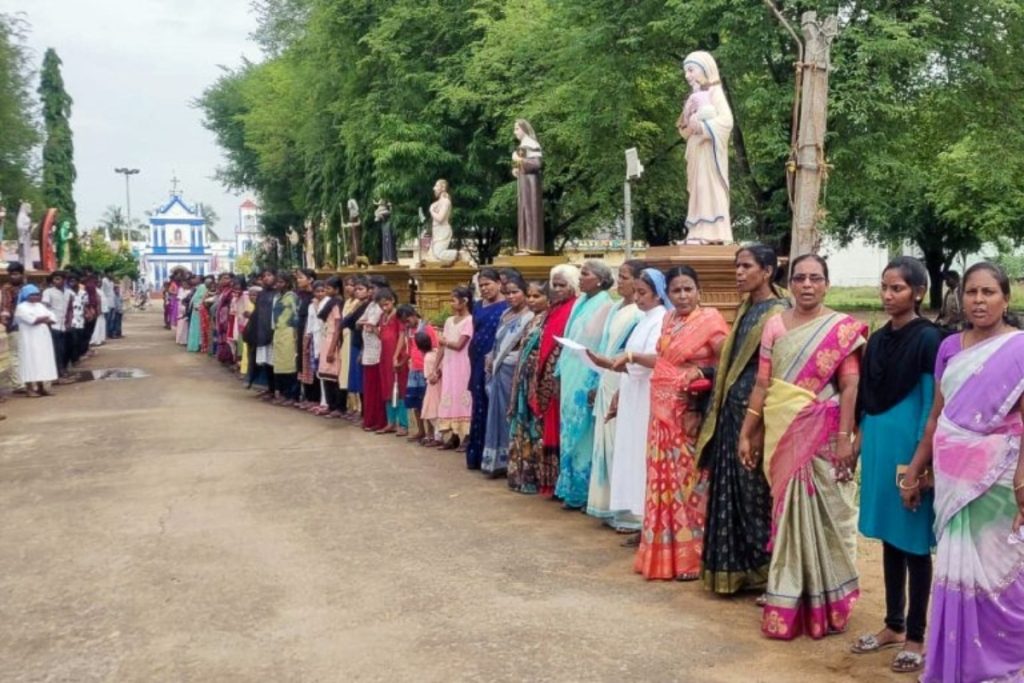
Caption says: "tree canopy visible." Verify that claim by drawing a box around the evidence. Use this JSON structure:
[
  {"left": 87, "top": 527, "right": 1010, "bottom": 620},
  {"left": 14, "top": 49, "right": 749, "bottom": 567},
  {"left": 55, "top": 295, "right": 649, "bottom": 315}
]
[
  {"left": 198, "top": 0, "right": 1024, "bottom": 286},
  {"left": 0, "top": 12, "right": 41, "bottom": 240}
]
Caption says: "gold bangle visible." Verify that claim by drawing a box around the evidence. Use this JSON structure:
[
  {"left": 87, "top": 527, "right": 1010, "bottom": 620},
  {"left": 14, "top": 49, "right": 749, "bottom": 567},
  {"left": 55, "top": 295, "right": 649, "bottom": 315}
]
[
  {"left": 627, "top": 351, "right": 634, "bottom": 363},
  {"left": 746, "top": 408, "right": 761, "bottom": 418},
  {"left": 897, "top": 478, "right": 920, "bottom": 491},
  {"left": 838, "top": 431, "right": 851, "bottom": 437},
  {"left": 1014, "top": 480, "right": 1024, "bottom": 492}
]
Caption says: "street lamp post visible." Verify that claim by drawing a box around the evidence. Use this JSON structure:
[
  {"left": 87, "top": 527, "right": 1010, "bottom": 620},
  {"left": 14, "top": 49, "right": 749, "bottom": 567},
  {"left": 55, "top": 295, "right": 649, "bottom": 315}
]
[
  {"left": 113, "top": 167, "right": 140, "bottom": 243},
  {"left": 623, "top": 148, "right": 644, "bottom": 259}
]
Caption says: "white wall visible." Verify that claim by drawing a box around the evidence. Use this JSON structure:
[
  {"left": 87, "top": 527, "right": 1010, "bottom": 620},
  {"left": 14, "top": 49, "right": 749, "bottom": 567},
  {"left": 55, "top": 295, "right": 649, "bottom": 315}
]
[{"left": 819, "top": 236, "right": 892, "bottom": 287}]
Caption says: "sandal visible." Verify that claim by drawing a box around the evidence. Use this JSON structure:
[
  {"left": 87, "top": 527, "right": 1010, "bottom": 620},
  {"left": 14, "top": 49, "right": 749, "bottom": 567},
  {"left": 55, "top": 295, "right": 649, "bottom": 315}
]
[
  {"left": 851, "top": 632, "right": 905, "bottom": 654},
  {"left": 891, "top": 650, "right": 925, "bottom": 674}
]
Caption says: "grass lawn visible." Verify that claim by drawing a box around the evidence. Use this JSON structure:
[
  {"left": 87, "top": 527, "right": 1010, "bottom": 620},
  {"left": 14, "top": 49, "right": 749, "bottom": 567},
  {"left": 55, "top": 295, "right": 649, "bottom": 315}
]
[
  {"left": 828, "top": 282, "right": 1024, "bottom": 312},
  {"left": 825, "top": 286, "right": 884, "bottom": 312}
]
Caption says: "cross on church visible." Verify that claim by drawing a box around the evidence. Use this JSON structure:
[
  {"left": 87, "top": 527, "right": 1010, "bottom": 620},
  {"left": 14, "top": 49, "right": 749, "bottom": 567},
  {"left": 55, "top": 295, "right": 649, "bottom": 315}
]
[{"left": 169, "top": 173, "right": 181, "bottom": 196}]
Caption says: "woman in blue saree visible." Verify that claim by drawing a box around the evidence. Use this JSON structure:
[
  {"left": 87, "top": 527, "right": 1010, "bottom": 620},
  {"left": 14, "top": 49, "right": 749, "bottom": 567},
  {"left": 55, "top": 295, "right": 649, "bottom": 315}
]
[
  {"left": 481, "top": 273, "right": 533, "bottom": 476},
  {"left": 465, "top": 268, "right": 507, "bottom": 467}
]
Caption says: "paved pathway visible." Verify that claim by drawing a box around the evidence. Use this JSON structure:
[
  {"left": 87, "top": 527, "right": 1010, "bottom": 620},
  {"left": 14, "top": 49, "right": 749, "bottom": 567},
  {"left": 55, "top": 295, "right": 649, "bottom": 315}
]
[{"left": 0, "top": 310, "right": 899, "bottom": 682}]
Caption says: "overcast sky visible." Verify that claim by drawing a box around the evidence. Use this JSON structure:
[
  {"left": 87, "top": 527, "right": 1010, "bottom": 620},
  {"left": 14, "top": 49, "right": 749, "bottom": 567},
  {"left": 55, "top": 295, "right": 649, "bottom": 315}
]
[{"left": 8, "top": 0, "right": 259, "bottom": 239}]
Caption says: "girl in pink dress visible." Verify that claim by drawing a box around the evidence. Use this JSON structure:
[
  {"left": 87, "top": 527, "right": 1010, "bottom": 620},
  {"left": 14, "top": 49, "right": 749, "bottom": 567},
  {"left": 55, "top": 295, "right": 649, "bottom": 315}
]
[
  {"left": 420, "top": 345, "right": 442, "bottom": 446},
  {"left": 434, "top": 286, "right": 474, "bottom": 449}
]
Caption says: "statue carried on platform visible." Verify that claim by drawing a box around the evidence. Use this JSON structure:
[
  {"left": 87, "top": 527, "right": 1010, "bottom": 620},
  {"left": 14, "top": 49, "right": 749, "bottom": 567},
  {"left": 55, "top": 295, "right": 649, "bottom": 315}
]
[
  {"left": 676, "top": 50, "right": 733, "bottom": 244},
  {"left": 512, "top": 119, "right": 544, "bottom": 254},
  {"left": 374, "top": 199, "right": 397, "bottom": 265},
  {"left": 427, "top": 179, "right": 457, "bottom": 266},
  {"left": 16, "top": 201, "right": 32, "bottom": 267}
]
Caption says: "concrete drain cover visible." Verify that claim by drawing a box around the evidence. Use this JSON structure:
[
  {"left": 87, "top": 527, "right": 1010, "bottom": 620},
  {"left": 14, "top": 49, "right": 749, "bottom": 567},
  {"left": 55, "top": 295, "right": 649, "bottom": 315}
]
[{"left": 72, "top": 368, "right": 150, "bottom": 382}]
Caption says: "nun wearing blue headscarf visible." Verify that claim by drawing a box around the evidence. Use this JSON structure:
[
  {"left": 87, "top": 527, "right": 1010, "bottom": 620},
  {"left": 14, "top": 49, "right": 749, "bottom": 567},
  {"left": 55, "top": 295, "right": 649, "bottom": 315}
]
[
  {"left": 14, "top": 283, "right": 59, "bottom": 394},
  {"left": 606, "top": 268, "right": 669, "bottom": 533}
]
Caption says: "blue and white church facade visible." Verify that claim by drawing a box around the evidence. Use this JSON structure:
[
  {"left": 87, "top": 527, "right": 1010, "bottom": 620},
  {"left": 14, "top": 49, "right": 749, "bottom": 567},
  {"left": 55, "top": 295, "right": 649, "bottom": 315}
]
[{"left": 142, "top": 190, "right": 213, "bottom": 289}]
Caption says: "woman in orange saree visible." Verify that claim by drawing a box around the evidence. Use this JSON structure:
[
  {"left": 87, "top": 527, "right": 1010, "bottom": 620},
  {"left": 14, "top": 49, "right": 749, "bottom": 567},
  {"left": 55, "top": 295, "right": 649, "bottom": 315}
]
[
  {"left": 634, "top": 266, "right": 728, "bottom": 581},
  {"left": 740, "top": 254, "right": 867, "bottom": 640}
]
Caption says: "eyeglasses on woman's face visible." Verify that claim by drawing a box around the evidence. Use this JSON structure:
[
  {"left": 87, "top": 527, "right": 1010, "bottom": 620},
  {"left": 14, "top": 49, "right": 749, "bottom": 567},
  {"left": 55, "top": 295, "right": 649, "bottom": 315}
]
[{"left": 790, "top": 274, "right": 827, "bottom": 284}]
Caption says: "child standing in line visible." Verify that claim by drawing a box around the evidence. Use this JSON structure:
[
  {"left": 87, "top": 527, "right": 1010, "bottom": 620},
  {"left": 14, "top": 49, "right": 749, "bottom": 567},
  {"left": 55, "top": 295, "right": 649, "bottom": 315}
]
[
  {"left": 377, "top": 288, "right": 408, "bottom": 436},
  {"left": 420, "top": 337, "right": 442, "bottom": 447},
  {"left": 397, "top": 304, "right": 438, "bottom": 442}
]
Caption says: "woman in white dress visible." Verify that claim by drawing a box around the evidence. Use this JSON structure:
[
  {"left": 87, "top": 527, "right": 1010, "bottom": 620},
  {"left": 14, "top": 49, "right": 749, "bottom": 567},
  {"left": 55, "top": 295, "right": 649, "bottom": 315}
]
[
  {"left": 607, "top": 269, "right": 669, "bottom": 536},
  {"left": 14, "top": 285, "right": 58, "bottom": 397},
  {"left": 584, "top": 260, "right": 646, "bottom": 524}
]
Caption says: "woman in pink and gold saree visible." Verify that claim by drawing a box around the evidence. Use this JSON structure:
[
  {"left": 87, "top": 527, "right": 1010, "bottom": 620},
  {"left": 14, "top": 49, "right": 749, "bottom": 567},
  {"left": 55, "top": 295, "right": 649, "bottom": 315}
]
[
  {"left": 740, "top": 254, "right": 867, "bottom": 640},
  {"left": 901, "top": 262, "right": 1024, "bottom": 683}
]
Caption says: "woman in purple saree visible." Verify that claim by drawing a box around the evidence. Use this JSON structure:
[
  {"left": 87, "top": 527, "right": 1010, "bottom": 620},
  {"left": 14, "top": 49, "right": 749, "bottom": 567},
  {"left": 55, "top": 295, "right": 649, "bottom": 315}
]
[{"left": 902, "top": 262, "right": 1024, "bottom": 683}]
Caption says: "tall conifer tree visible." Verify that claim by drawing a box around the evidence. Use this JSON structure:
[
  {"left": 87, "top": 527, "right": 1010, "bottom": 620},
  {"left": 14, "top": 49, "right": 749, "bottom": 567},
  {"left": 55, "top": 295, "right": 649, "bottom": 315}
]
[{"left": 39, "top": 47, "right": 76, "bottom": 227}]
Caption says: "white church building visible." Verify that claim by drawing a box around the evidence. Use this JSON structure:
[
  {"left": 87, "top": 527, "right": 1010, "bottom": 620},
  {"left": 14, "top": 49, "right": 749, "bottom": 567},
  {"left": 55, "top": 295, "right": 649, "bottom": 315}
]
[{"left": 142, "top": 187, "right": 213, "bottom": 288}]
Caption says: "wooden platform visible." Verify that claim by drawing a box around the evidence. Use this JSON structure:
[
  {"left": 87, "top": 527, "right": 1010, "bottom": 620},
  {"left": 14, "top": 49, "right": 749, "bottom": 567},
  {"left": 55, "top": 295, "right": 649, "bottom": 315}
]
[{"left": 643, "top": 245, "right": 741, "bottom": 322}]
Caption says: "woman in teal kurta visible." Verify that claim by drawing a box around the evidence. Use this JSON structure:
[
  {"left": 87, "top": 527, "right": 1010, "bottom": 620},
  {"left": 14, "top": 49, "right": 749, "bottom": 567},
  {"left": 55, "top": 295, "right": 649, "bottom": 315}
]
[
  {"left": 186, "top": 282, "right": 208, "bottom": 352},
  {"left": 852, "top": 257, "right": 942, "bottom": 674}
]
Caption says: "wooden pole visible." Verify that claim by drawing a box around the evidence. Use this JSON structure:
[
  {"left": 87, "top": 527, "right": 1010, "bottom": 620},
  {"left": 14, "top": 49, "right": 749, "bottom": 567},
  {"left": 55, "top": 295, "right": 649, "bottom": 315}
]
[{"left": 788, "top": 11, "right": 838, "bottom": 265}]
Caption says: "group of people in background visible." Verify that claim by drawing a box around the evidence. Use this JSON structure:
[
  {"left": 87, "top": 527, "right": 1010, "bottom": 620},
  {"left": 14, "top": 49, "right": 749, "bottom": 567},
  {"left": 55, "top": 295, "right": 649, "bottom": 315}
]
[
  {"left": 162, "top": 248, "right": 1023, "bottom": 683},
  {"left": 0, "top": 262, "right": 126, "bottom": 418}
]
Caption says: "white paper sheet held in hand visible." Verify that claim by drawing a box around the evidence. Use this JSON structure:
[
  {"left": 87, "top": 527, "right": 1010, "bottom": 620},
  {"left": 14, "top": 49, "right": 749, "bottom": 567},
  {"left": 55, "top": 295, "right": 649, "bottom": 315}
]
[{"left": 554, "top": 336, "right": 602, "bottom": 372}]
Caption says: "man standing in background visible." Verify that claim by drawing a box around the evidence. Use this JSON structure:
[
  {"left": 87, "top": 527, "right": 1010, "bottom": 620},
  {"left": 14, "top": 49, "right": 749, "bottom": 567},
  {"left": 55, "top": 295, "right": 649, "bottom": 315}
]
[
  {"left": 101, "top": 269, "right": 116, "bottom": 339},
  {"left": 41, "top": 270, "right": 74, "bottom": 383}
]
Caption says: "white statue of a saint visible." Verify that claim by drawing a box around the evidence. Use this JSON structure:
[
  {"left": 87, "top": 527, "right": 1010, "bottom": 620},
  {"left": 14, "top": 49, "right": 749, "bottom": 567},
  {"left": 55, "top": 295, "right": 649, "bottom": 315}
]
[
  {"left": 345, "top": 199, "right": 362, "bottom": 264},
  {"left": 16, "top": 201, "right": 32, "bottom": 267},
  {"left": 303, "top": 219, "right": 316, "bottom": 269},
  {"left": 427, "top": 179, "right": 457, "bottom": 266},
  {"left": 676, "top": 51, "right": 733, "bottom": 244}
]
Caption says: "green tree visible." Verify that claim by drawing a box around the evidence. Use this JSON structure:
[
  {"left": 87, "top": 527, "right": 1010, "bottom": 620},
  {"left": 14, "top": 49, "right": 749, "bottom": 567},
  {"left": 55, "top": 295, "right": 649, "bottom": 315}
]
[
  {"left": 197, "top": 0, "right": 1024, "bottom": 287},
  {"left": 97, "top": 205, "right": 146, "bottom": 242},
  {"left": 38, "top": 47, "right": 77, "bottom": 229},
  {"left": 72, "top": 238, "right": 140, "bottom": 279},
  {"left": 196, "top": 202, "right": 221, "bottom": 241},
  {"left": 0, "top": 12, "right": 41, "bottom": 239}
]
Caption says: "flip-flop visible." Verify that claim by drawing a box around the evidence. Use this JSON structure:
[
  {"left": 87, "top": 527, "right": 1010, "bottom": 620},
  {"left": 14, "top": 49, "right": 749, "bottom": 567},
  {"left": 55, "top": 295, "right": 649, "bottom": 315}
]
[
  {"left": 851, "top": 633, "right": 905, "bottom": 654},
  {"left": 891, "top": 650, "right": 925, "bottom": 674}
]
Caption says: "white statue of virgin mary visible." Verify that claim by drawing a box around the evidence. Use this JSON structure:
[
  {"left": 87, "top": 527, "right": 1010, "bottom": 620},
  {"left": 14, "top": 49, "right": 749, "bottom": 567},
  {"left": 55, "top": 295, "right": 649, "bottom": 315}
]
[{"left": 676, "top": 51, "right": 734, "bottom": 244}]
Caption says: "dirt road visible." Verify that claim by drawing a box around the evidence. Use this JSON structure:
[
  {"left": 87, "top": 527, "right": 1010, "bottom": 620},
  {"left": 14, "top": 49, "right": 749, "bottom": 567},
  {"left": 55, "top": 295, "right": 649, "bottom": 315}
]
[{"left": 0, "top": 310, "right": 903, "bottom": 682}]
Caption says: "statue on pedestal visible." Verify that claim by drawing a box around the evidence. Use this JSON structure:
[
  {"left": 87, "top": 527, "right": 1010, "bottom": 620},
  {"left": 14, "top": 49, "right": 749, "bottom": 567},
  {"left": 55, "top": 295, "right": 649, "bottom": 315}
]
[
  {"left": 676, "top": 50, "right": 733, "bottom": 244},
  {"left": 56, "top": 220, "right": 74, "bottom": 268},
  {"left": 512, "top": 119, "right": 545, "bottom": 254},
  {"left": 16, "top": 201, "right": 32, "bottom": 267},
  {"left": 303, "top": 218, "right": 316, "bottom": 270},
  {"left": 287, "top": 225, "right": 300, "bottom": 265},
  {"left": 427, "top": 179, "right": 457, "bottom": 266},
  {"left": 40, "top": 208, "right": 58, "bottom": 271},
  {"left": 344, "top": 199, "right": 362, "bottom": 265},
  {"left": 374, "top": 199, "right": 397, "bottom": 265}
]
